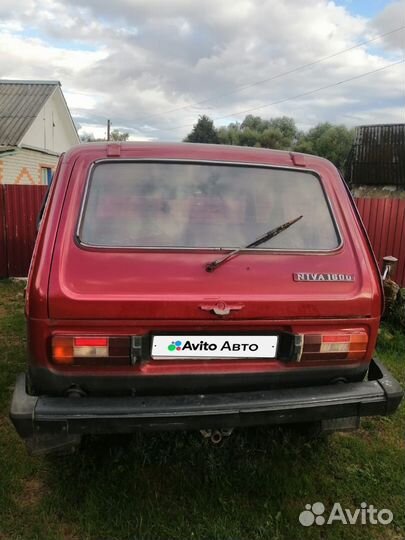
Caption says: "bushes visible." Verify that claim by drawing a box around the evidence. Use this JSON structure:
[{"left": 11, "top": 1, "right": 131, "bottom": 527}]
[{"left": 383, "top": 286, "right": 405, "bottom": 331}]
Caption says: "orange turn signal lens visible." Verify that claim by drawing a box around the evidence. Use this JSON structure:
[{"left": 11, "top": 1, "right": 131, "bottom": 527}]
[{"left": 52, "top": 336, "right": 74, "bottom": 364}]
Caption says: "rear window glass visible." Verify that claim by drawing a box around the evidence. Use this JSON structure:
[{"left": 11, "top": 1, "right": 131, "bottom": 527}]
[{"left": 78, "top": 162, "right": 339, "bottom": 250}]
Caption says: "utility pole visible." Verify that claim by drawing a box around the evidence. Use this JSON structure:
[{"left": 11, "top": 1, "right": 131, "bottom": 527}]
[{"left": 107, "top": 119, "right": 111, "bottom": 141}]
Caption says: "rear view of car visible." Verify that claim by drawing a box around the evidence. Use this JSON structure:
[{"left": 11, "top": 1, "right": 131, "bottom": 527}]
[{"left": 10, "top": 142, "right": 403, "bottom": 454}]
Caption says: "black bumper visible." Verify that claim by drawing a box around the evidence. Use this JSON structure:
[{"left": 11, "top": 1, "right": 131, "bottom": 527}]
[{"left": 10, "top": 359, "right": 403, "bottom": 441}]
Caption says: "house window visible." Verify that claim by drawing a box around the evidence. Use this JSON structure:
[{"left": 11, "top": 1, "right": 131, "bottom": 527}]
[{"left": 41, "top": 167, "right": 53, "bottom": 185}]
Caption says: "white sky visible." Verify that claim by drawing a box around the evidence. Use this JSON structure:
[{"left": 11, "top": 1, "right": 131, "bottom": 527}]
[{"left": 0, "top": 0, "right": 404, "bottom": 140}]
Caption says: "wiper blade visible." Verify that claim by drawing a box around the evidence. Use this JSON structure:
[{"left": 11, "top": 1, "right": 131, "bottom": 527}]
[{"left": 205, "top": 215, "right": 303, "bottom": 273}]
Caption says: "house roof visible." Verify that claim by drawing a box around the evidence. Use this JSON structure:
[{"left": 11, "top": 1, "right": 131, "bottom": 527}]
[
  {"left": 346, "top": 123, "right": 405, "bottom": 188},
  {"left": 0, "top": 80, "right": 60, "bottom": 146}
]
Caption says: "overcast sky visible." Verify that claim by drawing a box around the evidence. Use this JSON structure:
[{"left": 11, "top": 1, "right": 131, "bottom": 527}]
[{"left": 0, "top": 0, "right": 404, "bottom": 140}]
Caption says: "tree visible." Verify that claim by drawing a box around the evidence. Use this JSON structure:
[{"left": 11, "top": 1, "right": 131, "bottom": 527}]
[
  {"left": 80, "top": 129, "right": 130, "bottom": 143},
  {"left": 218, "top": 125, "right": 240, "bottom": 145},
  {"left": 183, "top": 115, "right": 219, "bottom": 143},
  {"left": 239, "top": 126, "right": 261, "bottom": 147},
  {"left": 215, "top": 115, "right": 298, "bottom": 150},
  {"left": 110, "top": 129, "right": 130, "bottom": 141},
  {"left": 241, "top": 115, "right": 270, "bottom": 132},
  {"left": 294, "top": 123, "right": 354, "bottom": 169},
  {"left": 183, "top": 114, "right": 354, "bottom": 168},
  {"left": 268, "top": 117, "right": 298, "bottom": 145},
  {"left": 80, "top": 132, "right": 98, "bottom": 142},
  {"left": 260, "top": 127, "right": 286, "bottom": 149}
]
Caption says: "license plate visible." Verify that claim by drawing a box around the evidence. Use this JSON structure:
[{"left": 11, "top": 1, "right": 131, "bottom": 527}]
[{"left": 151, "top": 335, "right": 278, "bottom": 359}]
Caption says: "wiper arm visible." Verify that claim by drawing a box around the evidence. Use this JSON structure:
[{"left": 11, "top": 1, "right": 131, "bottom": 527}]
[{"left": 205, "top": 215, "right": 303, "bottom": 273}]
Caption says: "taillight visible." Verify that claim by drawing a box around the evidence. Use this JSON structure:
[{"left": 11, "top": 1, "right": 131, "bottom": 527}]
[
  {"left": 52, "top": 337, "right": 74, "bottom": 364},
  {"left": 301, "top": 332, "right": 368, "bottom": 361},
  {"left": 73, "top": 337, "right": 109, "bottom": 357},
  {"left": 52, "top": 336, "right": 130, "bottom": 365}
]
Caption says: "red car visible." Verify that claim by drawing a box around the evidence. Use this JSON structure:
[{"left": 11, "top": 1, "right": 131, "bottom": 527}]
[{"left": 10, "top": 142, "right": 403, "bottom": 454}]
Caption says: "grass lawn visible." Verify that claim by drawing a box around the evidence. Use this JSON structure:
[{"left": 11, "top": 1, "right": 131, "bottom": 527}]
[{"left": 0, "top": 279, "right": 404, "bottom": 540}]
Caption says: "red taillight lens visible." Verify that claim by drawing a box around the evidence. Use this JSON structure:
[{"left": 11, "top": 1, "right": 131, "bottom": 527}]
[
  {"left": 321, "top": 335, "right": 351, "bottom": 343},
  {"left": 301, "top": 332, "right": 368, "bottom": 361},
  {"left": 74, "top": 337, "right": 108, "bottom": 347},
  {"left": 52, "top": 336, "right": 130, "bottom": 365}
]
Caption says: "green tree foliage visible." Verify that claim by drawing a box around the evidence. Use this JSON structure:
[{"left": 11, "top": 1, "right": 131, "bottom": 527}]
[
  {"left": 294, "top": 123, "right": 354, "bottom": 169},
  {"left": 80, "top": 129, "right": 130, "bottom": 142},
  {"left": 240, "top": 115, "right": 269, "bottom": 132},
  {"left": 110, "top": 129, "right": 130, "bottom": 141},
  {"left": 217, "top": 123, "right": 241, "bottom": 145},
  {"left": 185, "top": 114, "right": 299, "bottom": 150},
  {"left": 183, "top": 115, "right": 354, "bottom": 168},
  {"left": 268, "top": 117, "right": 297, "bottom": 142},
  {"left": 80, "top": 132, "right": 99, "bottom": 142},
  {"left": 240, "top": 115, "right": 298, "bottom": 148},
  {"left": 225, "top": 115, "right": 299, "bottom": 149},
  {"left": 184, "top": 115, "right": 219, "bottom": 143}
]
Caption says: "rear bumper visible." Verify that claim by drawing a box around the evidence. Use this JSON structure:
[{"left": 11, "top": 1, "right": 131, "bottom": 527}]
[{"left": 10, "top": 359, "right": 403, "bottom": 442}]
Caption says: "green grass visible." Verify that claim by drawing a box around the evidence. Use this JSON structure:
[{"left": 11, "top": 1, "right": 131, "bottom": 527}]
[{"left": 0, "top": 279, "right": 404, "bottom": 540}]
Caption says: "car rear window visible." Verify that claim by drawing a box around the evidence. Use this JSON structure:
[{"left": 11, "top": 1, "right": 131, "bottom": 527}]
[{"left": 78, "top": 161, "right": 340, "bottom": 250}]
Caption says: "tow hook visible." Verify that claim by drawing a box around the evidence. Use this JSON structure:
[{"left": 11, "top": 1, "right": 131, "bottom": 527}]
[{"left": 200, "top": 428, "right": 234, "bottom": 445}]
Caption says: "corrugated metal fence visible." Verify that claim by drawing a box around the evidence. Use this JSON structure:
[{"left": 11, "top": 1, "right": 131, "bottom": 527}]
[
  {"left": 356, "top": 197, "right": 405, "bottom": 287},
  {"left": 0, "top": 186, "right": 404, "bottom": 287},
  {"left": 0, "top": 184, "right": 47, "bottom": 278},
  {"left": 347, "top": 124, "right": 405, "bottom": 188},
  {"left": 0, "top": 187, "right": 7, "bottom": 278}
]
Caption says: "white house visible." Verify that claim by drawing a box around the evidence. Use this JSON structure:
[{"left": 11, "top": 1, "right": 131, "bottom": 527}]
[{"left": 0, "top": 80, "right": 79, "bottom": 185}]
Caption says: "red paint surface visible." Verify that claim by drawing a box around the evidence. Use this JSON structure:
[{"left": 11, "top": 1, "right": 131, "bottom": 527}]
[
  {"left": 24, "top": 143, "right": 383, "bottom": 383},
  {"left": 355, "top": 197, "right": 405, "bottom": 287},
  {"left": 1, "top": 164, "right": 403, "bottom": 293},
  {"left": 0, "top": 184, "right": 47, "bottom": 278},
  {"left": 0, "top": 187, "right": 7, "bottom": 278}
]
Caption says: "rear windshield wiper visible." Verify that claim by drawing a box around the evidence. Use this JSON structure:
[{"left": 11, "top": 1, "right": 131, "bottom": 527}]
[{"left": 205, "top": 215, "right": 303, "bottom": 273}]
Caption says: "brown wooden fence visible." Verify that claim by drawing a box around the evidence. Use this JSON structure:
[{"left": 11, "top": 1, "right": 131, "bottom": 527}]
[{"left": 0, "top": 185, "right": 404, "bottom": 286}]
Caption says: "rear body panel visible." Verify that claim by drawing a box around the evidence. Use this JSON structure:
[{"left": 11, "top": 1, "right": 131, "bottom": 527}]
[
  {"left": 28, "top": 316, "right": 374, "bottom": 396},
  {"left": 27, "top": 143, "right": 382, "bottom": 395}
]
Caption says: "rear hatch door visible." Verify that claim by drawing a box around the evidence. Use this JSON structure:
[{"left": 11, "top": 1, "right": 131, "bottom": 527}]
[{"left": 49, "top": 159, "right": 378, "bottom": 320}]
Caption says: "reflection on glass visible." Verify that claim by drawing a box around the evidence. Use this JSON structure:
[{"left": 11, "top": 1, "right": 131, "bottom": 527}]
[{"left": 79, "top": 162, "right": 339, "bottom": 250}]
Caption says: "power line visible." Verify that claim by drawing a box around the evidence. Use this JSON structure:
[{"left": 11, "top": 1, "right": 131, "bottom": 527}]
[
  {"left": 161, "top": 59, "right": 404, "bottom": 132},
  {"left": 135, "top": 24, "right": 405, "bottom": 125}
]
